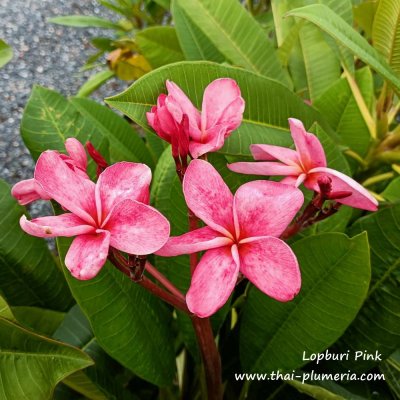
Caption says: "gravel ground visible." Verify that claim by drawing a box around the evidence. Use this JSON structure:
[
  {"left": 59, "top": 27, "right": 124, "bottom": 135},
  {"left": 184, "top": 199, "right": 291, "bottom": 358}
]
[{"left": 0, "top": 0, "right": 126, "bottom": 216}]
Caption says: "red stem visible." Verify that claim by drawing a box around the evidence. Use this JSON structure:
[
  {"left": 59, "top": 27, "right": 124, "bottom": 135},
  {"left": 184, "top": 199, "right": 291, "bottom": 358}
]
[
  {"left": 108, "top": 251, "right": 189, "bottom": 313},
  {"left": 145, "top": 261, "right": 185, "bottom": 301},
  {"left": 191, "top": 316, "right": 223, "bottom": 400}
]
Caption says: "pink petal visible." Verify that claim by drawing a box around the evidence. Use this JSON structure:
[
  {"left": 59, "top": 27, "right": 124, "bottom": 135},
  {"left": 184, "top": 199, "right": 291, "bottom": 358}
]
[
  {"left": 65, "top": 138, "right": 87, "bottom": 171},
  {"left": 20, "top": 214, "right": 95, "bottom": 238},
  {"left": 280, "top": 176, "right": 299, "bottom": 186},
  {"left": 250, "top": 144, "right": 300, "bottom": 165},
  {"left": 227, "top": 161, "right": 301, "bottom": 176},
  {"left": 201, "top": 78, "right": 244, "bottom": 131},
  {"left": 156, "top": 226, "right": 232, "bottom": 256},
  {"left": 11, "top": 179, "right": 50, "bottom": 205},
  {"left": 239, "top": 236, "right": 301, "bottom": 301},
  {"left": 189, "top": 125, "right": 225, "bottom": 159},
  {"left": 66, "top": 230, "right": 110, "bottom": 280},
  {"left": 234, "top": 180, "right": 304, "bottom": 238},
  {"left": 186, "top": 246, "right": 239, "bottom": 317},
  {"left": 183, "top": 159, "right": 235, "bottom": 237},
  {"left": 34, "top": 151, "right": 97, "bottom": 225},
  {"left": 288, "top": 118, "right": 327, "bottom": 170},
  {"left": 104, "top": 199, "right": 170, "bottom": 255},
  {"left": 96, "top": 162, "right": 151, "bottom": 222},
  {"left": 306, "top": 167, "right": 378, "bottom": 211},
  {"left": 165, "top": 80, "right": 201, "bottom": 137}
]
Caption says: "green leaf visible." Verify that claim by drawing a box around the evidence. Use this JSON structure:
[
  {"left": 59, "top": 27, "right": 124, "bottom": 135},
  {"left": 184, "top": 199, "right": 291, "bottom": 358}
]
[
  {"left": 57, "top": 237, "right": 176, "bottom": 386},
  {"left": 0, "top": 179, "right": 73, "bottom": 311},
  {"left": 54, "top": 305, "right": 134, "bottom": 400},
  {"left": 314, "top": 67, "right": 374, "bottom": 156},
  {"left": 12, "top": 307, "right": 65, "bottom": 336},
  {"left": 381, "top": 349, "right": 400, "bottom": 398},
  {"left": 372, "top": 0, "right": 400, "bottom": 74},
  {"left": 21, "top": 86, "right": 153, "bottom": 168},
  {"left": 382, "top": 177, "right": 400, "bottom": 203},
  {"left": 76, "top": 70, "right": 115, "bottom": 98},
  {"left": 0, "top": 39, "right": 13, "bottom": 68},
  {"left": 353, "top": 1, "right": 378, "bottom": 39},
  {"left": 0, "top": 296, "right": 93, "bottom": 400},
  {"left": 172, "top": 0, "right": 290, "bottom": 86},
  {"left": 287, "top": 4, "right": 400, "bottom": 91},
  {"left": 273, "top": 0, "right": 352, "bottom": 99},
  {"left": 105, "top": 61, "right": 325, "bottom": 159},
  {"left": 171, "top": 0, "right": 225, "bottom": 62},
  {"left": 337, "top": 204, "right": 400, "bottom": 371},
  {"left": 48, "top": 16, "right": 122, "bottom": 30},
  {"left": 299, "top": 24, "right": 341, "bottom": 101},
  {"left": 240, "top": 232, "right": 370, "bottom": 373},
  {"left": 136, "top": 26, "right": 185, "bottom": 68}
]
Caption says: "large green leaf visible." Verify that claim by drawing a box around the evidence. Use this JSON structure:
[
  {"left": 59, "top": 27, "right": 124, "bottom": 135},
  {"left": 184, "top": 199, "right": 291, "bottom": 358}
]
[
  {"left": 287, "top": 4, "right": 400, "bottom": 91},
  {"left": 21, "top": 86, "right": 153, "bottom": 168},
  {"left": 336, "top": 204, "right": 400, "bottom": 371},
  {"left": 54, "top": 305, "right": 134, "bottom": 400},
  {"left": 0, "top": 296, "right": 93, "bottom": 400},
  {"left": 172, "top": 0, "right": 290, "bottom": 86},
  {"left": 171, "top": 0, "right": 225, "bottom": 62},
  {"left": 0, "top": 39, "right": 13, "bottom": 68},
  {"left": 57, "top": 237, "right": 176, "bottom": 386},
  {"left": 240, "top": 232, "right": 370, "bottom": 373},
  {"left": 0, "top": 179, "right": 73, "bottom": 310},
  {"left": 314, "top": 67, "right": 374, "bottom": 156},
  {"left": 372, "top": 0, "right": 400, "bottom": 74},
  {"left": 48, "top": 16, "right": 122, "bottom": 30},
  {"left": 105, "top": 61, "right": 324, "bottom": 159},
  {"left": 136, "top": 26, "right": 185, "bottom": 69}
]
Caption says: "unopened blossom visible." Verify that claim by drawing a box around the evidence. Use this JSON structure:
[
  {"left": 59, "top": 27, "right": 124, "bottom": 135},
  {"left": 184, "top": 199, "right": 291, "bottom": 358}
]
[
  {"left": 12, "top": 138, "right": 89, "bottom": 205},
  {"left": 228, "top": 118, "right": 378, "bottom": 211},
  {"left": 19, "top": 150, "right": 170, "bottom": 280},
  {"left": 157, "top": 160, "right": 303, "bottom": 317},
  {"left": 146, "top": 78, "right": 245, "bottom": 159}
]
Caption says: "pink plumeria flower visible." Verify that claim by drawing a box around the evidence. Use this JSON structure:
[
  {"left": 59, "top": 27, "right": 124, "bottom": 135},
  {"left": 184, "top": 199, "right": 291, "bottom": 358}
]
[
  {"left": 146, "top": 78, "right": 245, "bottom": 159},
  {"left": 157, "top": 160, "right": 303, "bottom": 318},
  {"left": 12, "top": 138, "right": 89, "bottom": 205},
  {"left": 228, "top": 118, "right": 378, "bottom": 211},
  {"left": 19, "top": 150, "right": 170, "bottom": 280}
]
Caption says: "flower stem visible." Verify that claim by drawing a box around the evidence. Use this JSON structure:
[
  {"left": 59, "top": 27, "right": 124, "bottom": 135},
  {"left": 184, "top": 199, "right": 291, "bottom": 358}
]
[
  {"left": 145, "top": 261, "right": 185, "bottom": 301},
  {"left": 108, "top": 250, "right": 189, "bottom": 313},
  {"left": 191, "top": 316, "right": 223, "bottom": 400}
]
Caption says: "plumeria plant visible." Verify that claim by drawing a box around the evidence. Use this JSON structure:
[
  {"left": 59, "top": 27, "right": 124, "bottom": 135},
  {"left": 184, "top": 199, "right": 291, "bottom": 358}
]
[{"left": 3, "top": 1, "right": 400, "bottom": 399}]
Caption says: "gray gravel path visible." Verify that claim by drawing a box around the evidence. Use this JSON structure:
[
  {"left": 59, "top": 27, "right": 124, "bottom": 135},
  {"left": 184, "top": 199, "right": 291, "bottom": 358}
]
[{"left": 0, "top": 0, "right": 126, "bottom": 215}]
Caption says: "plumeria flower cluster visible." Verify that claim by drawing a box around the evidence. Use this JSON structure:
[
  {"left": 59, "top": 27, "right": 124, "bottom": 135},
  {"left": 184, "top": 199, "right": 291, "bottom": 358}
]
[{"left": 12, "top": 78, "right": 379, "bottom": 320}]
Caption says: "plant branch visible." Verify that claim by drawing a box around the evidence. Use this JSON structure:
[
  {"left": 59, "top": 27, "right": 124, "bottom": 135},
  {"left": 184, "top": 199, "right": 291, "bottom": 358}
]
[
  {"left": 145, "top": 261, "right": 185, "bottom": 301},
  {"left": 108, "top": 250, "right": 189, "bottom": 313},
  {"left": 191, "top": 316, "right": 223, "bottom": 400}
]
